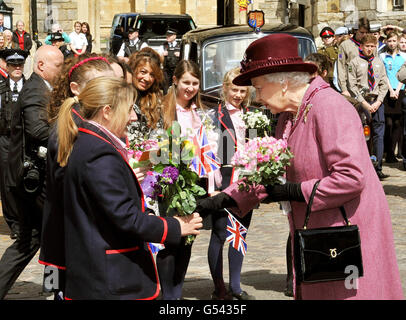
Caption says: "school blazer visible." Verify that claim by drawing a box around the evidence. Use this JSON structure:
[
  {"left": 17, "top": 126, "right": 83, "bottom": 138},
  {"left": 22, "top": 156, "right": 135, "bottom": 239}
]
[
  {"left": 216, "top": 103, "right": 252, "bottom": 190},
  {"left": 62, "top": 122, "right": 181, "bottom": 299}
]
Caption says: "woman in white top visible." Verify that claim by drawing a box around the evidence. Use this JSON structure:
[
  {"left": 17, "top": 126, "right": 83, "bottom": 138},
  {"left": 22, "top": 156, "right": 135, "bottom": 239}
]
[{"left": 69, "top": 21, "right": 87, "bottom": 57}]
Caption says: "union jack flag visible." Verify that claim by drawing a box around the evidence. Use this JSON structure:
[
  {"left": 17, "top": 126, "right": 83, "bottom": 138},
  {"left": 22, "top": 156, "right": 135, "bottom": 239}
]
[
  {"left": 190, "top": 125, "right": 220, "bottom": 176},
  {"left": 225, "top": 209, "right": 248, "bottom": 256},
  {"left": 148, "top": 242, "right": 165, "bottom": 254}
]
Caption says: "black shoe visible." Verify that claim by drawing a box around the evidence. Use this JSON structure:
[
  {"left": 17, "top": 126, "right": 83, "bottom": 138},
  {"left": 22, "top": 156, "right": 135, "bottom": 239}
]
[
  {"left": 284, "top": 287, "right": 294, "bottom": 297},
  {"left": 10, "top": 232, "right": 17, "bottom": 240},
  {"left": 230, "top": 290, "right": 255, "bottom": 300},
  {"left": 385, "top": 156, "right": 398, "bottom": 163},
  {"left": 377, "top": 171, "right": 389, "bottom": 180}
]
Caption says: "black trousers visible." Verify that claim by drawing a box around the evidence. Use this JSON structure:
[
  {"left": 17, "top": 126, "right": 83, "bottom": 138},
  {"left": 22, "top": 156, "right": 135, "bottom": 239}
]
[
  {"left": 0, "top": 183, "right": 44, "bottom": 299},
  {"left": 0, "top": 135, "right": 19, "bottom": 233}
]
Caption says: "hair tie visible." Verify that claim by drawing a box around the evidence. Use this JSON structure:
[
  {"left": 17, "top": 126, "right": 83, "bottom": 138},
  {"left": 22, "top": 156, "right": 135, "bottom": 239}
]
[
  {"left": 73, "top": 96, "right": 79, "bottom": 104},
  {"left": 68, "top": 57, "right": 110, "bottom": 80}
]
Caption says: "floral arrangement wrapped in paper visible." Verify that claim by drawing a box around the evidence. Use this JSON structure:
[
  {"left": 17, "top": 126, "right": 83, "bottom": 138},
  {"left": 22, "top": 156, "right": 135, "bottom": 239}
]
[
  {"left": 128, "top": 139, "right": 159, "bottom": 169},
  {"left": 241, "top": 108, "right": 272, "bottom": 138},
  {"left": 231, "top": 107, "right": 292, "bottom": 190},
  {"left": 141, "top": 121, "right": 207, "bottom": 245},
  {"left": 231, "top": 134, "right": 293, "bottom": 191}
]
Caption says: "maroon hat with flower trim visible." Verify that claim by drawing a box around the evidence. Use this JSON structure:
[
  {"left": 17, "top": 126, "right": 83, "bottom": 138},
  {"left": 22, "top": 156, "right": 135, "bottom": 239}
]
[{"left": 233, "top": 33, "right": 317, "bottom": 86}]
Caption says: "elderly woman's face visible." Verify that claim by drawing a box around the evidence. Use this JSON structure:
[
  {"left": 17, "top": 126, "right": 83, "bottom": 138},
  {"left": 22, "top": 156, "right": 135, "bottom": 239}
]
[{"left": 251, "top": 75, "right": 286, "bottom": 114}]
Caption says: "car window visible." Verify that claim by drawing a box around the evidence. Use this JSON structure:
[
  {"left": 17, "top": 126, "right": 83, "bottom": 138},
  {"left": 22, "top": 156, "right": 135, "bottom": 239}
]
[
  {"left": 111, "top": 15, "right": 121, "bottom": 28},
  {"left": 127, "top": 16, "right": 137, "bottom": 30},
  {"left": 202, "top": 34, "right": 316, "bottom": 91},
  {"left": 137, "top": 18, "right": 195, "bottom": 37}
]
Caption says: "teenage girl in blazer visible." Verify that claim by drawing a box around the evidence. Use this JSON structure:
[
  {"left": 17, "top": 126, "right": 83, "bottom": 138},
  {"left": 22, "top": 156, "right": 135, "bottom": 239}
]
[
  {"left": 40, "top": 55, "right": 115, "bottom": 299},
  {"left": 53, "top": 77, "right": 202, "bottom": 299},
  {"left": 209, "top": 67, "right": 255, "bottom": 300},
  {"left": 158, "top": 60, "right": 219, "bottom": 300}
]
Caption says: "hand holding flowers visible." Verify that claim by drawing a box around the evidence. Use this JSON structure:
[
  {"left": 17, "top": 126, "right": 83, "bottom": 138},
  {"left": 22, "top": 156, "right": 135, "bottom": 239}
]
[
  {"left": 139, "top": 122, "right": 207, "bottom": 245},
  {"left": 231, "top": 135, "right": 293, "bottom": 191}
]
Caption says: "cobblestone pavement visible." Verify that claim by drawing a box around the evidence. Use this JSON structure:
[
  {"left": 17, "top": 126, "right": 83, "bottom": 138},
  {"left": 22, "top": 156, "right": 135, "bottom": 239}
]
[{"left": 0, "top": 163, "right": 405, "bottom": 300}]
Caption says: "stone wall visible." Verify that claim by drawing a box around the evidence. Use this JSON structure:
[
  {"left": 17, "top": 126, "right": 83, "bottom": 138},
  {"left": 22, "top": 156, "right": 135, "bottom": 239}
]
[
  {"left": 298, "top": 0, "right": 406, "bottom": 48},
  {"left": 8, "top": 0, "right": 406, "bottom": 53}
]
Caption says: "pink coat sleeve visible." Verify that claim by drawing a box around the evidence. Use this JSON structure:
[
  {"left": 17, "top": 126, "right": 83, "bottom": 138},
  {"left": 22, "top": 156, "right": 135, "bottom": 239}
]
[
  {"left": 223, "top": 180, "right": 268, "bottom": 217},
  {"left": 299, "top": 93, "right": 367, "bottom": 211}
]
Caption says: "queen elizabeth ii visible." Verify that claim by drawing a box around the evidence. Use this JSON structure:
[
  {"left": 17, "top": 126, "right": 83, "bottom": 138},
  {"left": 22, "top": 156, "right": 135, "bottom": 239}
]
[{"left": 197, "top": 33, "right": 404, "bottom": 300}]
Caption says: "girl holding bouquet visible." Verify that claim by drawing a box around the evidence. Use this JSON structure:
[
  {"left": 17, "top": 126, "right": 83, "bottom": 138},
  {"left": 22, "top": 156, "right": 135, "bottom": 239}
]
[
  {"left": 208, "top": 67, "right": 255, "bottom": 300},
  {"left": 158, "top": 60, "right": 219, "bottom": 300},
  {"left": 53, "top": 77, "right": 202, "bottom": 299}
]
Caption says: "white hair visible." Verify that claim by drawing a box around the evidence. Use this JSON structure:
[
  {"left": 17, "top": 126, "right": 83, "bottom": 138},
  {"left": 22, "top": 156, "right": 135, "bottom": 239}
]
[
  {"left": 264, "top": 72, "right": 311, "bottom": 88},
  {"left": 51, "top": 23, "right": 61, "bottom": 33}
]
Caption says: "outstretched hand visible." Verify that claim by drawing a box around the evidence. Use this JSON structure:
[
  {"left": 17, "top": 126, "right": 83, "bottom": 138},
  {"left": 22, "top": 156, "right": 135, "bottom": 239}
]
[
  {"left": 174, "top": 212, "right": 203, "bottom": 237},
  {"left": 195, "top": 192, "right": 237, "bottom": 216}
]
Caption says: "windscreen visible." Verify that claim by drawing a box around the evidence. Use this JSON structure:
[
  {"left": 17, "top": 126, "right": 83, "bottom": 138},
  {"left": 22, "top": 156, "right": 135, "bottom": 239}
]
[{"left": 202, "top": 34, "right": 316, "bottom": 90}]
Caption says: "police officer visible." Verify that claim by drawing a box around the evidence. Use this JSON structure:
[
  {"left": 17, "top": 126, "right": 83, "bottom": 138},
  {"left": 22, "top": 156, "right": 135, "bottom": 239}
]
[
  {"left": 318, "top": 26, "right": 338, "bottom": 86},
  {"left": 0, "top": 49, "right": 27, "bottom": 239},
  {"left": 160, "top": 28, "right": 180, "bottom": 91},
  {"left": 117, "top": 27, "right": 147, "bottom": 63}
]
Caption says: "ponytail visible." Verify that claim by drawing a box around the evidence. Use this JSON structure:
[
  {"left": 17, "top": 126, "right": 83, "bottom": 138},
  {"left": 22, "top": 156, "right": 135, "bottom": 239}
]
[
  {"left": 162, "top": 85, "right": 177, "bottom": 130},
  {"left": 57, "top": 97, "right": 78, "bottom": 167}
]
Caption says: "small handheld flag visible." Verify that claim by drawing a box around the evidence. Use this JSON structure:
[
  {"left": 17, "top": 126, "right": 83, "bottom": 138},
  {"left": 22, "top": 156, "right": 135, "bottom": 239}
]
[
  {"left": 225, "top": 209, "right": 248, "bottom": 256},
  {"left": 190, "top": 124, "right": 220, "bottom": 176}
]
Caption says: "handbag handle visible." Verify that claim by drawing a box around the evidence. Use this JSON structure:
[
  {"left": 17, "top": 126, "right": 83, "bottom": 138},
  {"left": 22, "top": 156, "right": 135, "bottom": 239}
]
[{"left": 303, "top": 180, "right": 350, "bottom": 229}]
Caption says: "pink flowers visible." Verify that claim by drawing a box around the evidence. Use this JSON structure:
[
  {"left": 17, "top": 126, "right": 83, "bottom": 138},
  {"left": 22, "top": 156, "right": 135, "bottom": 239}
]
[{"left": 231, "top": 136, "right": 294, "bottom": 188}]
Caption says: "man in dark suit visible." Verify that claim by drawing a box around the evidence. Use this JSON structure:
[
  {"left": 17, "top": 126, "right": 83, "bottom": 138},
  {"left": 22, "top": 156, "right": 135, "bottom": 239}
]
[
  {"left": 0, "top": 45, "right": 63, "bottom": 299},
  {"left": 0, "top": 49, "right": 28, "bottom": 240}
]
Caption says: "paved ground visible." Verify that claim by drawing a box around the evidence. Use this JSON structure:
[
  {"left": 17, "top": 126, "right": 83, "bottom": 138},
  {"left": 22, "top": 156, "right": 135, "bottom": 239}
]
[{"left": 0, "top": 162, "right": 405, "bottom": 300}]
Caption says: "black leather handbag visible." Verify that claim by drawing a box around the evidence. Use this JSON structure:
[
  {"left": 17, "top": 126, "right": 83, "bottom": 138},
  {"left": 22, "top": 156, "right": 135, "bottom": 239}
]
[{"left": 294, "top": 181, "right": 364, "bottom": 283}]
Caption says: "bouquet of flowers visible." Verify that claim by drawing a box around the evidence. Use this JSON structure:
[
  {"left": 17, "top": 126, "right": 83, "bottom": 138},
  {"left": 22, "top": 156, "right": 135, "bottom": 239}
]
[
  {"left": 241, "top": 109, "right": 272, "bottom": 137},
  {"left": 128, "top": 139, "right": 159, "bottom": 168},
  {"left": 231, "top": 135, "right": 294, "bottom": 191},
  {"left": 141, "top": 121, "right": 207, "bottom": 245}
]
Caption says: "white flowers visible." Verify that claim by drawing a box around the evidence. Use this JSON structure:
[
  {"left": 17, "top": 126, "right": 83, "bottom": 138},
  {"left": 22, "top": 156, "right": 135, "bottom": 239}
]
[{"left": 241, "top": 109, "right": 271, "bottom": 137}]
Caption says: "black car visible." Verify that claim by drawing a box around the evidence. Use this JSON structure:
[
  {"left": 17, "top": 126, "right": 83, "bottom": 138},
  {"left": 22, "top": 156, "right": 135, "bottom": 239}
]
[
  {"left": 180, "top": 24, "right": 317, "bottom": 108},
  {"left": 109, "top": 13, "right": 197, "bottom": 55}
]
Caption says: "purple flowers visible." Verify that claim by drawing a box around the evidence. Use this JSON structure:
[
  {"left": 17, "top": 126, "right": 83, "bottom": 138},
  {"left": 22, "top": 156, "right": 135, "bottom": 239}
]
[
  {"left": 141, "top": 166, "right": 179, "bottom": 200},
  {"left": 161, "top": 166, "right": 179, "bottom": 185},
  {"left": 141, "top": 171, "right": 162, "bottom": 199}
]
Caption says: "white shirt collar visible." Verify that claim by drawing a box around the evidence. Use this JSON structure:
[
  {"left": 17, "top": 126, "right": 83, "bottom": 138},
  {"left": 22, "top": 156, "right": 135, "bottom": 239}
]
[{"left": 9, "top": 78, "right": 24, "bottom": 92}]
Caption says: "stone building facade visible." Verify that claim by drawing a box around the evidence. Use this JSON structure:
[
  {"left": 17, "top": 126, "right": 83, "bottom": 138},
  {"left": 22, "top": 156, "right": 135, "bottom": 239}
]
[{"left": 4, "top": 0, "right": 406, "bottom": 53}]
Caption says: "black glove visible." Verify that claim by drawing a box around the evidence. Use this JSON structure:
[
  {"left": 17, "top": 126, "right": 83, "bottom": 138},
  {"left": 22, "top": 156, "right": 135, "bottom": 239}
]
[
  {"left": 265, "top": 182, "right": 305, "bottom": 202},
  {"left": 195, "top": 192, "right": 236, "bottom": 216}
]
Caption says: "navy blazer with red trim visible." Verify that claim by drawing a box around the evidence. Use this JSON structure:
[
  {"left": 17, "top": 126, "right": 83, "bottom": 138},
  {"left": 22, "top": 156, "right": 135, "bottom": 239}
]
[
  {"left": 58, "top": 121, "right": 181, "bottom": 299},
  {"left": 217, "top": 103, "right": 253, "bottom": 190},
  {"left": 39, "top": 107, "right": 84, "bottom": 290}
]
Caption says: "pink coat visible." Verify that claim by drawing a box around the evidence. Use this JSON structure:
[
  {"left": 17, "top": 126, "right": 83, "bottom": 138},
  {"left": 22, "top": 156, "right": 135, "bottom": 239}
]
[{"left": 225, "top": 76, "right": 404, "bottom": 300}]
